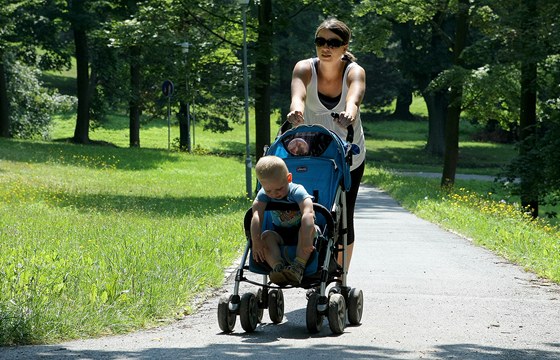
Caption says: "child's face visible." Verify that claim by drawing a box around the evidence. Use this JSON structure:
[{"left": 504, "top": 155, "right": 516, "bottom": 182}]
[{"left": 260, "top": 173, "right": 292, "bottom": 199}]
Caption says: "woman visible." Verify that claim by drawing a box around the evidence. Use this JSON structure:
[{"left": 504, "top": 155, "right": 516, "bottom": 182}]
[{"left": 287, "top": 18, "right": 366, "bottom": 269}]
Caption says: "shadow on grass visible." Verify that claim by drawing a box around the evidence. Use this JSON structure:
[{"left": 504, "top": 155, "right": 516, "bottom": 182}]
[
  {"left": 1, "top": 137, "right": 250, "bottom": 170},
  {"left": 49, "top": 192, "right": 250, "bottom": 218},
  {"left": 41, "top": 73, "right": 76, "bottom": 96},
  {"left": 366, "top": 145, "right": 511, "bottom": 172},
  {"left": 0, "top": 138, "right": 190, "bottom": 170}
]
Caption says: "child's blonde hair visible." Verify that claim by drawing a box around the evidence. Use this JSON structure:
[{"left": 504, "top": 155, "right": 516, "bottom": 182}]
[{"left": 255, "top": 155, "right": 288, "bottom": 181}]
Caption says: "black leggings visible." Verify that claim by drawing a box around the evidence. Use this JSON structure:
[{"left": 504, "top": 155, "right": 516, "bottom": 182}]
[{"left": 346, "top": 161, "right": 365, "bottom": 245}]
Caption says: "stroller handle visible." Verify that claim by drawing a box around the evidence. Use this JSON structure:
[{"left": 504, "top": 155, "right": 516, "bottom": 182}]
[
  {"left": 279, "top": 113, "right": 354, "bottom": 144},
  {"left": 330, "top": 112, "right": 354, "bottom": 144}
]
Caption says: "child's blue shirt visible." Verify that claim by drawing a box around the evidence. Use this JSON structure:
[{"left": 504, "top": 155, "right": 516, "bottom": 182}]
[{"left": 256, "top": 183, "right": 312, "bottom": 228}]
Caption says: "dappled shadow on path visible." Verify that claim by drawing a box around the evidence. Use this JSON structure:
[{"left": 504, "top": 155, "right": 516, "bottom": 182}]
[{"left": 3, "top": 341, "right": 559, "bottom": 360}]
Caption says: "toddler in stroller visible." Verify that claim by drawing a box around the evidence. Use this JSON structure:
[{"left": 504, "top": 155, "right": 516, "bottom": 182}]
[
  {"left": 217, "top": 124, "right": 363, "bottom": 335},
  {"left": 250, "top": 155, "right": 317, "bottom": 286}
]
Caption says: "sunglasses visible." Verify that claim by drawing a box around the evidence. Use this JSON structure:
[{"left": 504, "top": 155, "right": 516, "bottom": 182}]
[{"left": 314, "top": 37, "right": 345, "bottom": 48}]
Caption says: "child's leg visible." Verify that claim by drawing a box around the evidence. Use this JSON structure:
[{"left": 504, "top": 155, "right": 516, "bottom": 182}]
[
  {"left": 283, "top": 214, "right": 316, "bottom": 285},
  {"left": 261, "top": 230, "right": 284, "bottom": 268},
  {"left": 263, "top": 230, "right": 289, "bottom": 285},
  {"left": 295, "top": 212, "right": 316, "bottom": 262}
]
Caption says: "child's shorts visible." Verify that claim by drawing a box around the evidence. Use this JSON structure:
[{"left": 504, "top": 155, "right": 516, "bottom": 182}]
[
  {"left": 271, "top": 224, "right": 320, "bottom": 246},
  {"left": 272, "top": 225, "right": 299, "bottom": 246}
]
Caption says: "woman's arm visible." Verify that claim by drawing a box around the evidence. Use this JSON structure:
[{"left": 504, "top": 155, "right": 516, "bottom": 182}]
[
  {"left": 287, "top": 60, "right": 312, "bottom": 125},
  {"left": 337, "top": 64, "right": 366, "bottom": 128}
]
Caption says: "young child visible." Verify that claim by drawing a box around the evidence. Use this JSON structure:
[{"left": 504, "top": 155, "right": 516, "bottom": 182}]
[
  {"left": 287, "top": 137, "right": 310, "bottom": 155},
  {"left": 251, "top": 155, "right": 316, "bottom": 285}
]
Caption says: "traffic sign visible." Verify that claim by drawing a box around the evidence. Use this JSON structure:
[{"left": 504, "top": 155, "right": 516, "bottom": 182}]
[{"left": 162, "top": 80, "right": 174, "bottom": 97}]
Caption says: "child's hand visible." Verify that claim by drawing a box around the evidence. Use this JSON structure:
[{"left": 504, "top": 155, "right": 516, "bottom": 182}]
[{"left": 252, "top": 239, "right": 266, "bottom": 263}]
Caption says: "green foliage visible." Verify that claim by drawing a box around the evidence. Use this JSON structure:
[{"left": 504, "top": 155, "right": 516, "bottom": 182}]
[
  {"left": 95, "top": 0, "right": 247, "bottom": 132},
  {"left": 5, "top": 59, "right": 76, "bottom": 139}
]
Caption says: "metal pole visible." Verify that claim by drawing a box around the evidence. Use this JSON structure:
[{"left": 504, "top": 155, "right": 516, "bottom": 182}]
[
  {"left": 192, "top": 90, "right": 196, "bottom": 148},
  {"left": 242, "top": 5, "right": 252, "bottom": 198},
  {"left": 167, "top": 97, "right": 171, "bottom": 151},
  {"left": 185, "top": 45, "right": 191, "bottom": 153}
]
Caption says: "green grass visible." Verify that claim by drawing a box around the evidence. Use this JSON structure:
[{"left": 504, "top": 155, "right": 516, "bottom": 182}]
[
  {"left": 363, "top": 119, "right": 517, "bottom": 174},
  {"left": 0, "top": 137, "right": 251, "bottom": 345}
]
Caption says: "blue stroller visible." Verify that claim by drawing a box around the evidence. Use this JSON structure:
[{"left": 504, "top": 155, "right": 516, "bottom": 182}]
[{"left": 217, "top": 123, "right": 363, "bottom": 335}]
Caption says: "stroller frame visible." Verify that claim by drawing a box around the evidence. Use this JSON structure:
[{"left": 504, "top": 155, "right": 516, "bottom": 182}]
[{"left": 217, "top": 124, "right": 363, "bottom": 335}]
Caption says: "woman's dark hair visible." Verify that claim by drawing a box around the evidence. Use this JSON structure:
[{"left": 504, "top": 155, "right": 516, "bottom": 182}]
[{"left": 315, "top": 18, "right": 356, "bottom": 62}]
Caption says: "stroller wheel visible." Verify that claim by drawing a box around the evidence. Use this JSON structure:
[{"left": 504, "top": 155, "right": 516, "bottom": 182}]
[
  {"left": 240, "top": 292, "right": 259, "bottom": 332},
  {"left": 347, "top": 288, "right": 363, "bottom": 325},
  {"left": 217, "top": 294, "right": 237, "bottom": 333},
  {"left": 328, "top": 293, "right": 346, "bottom": 335},
  {"left": 306, "top": 292, "right": 324, "bottom": 333},
  {"left": 255, "top": 288, "right": 264, "bottom": 323},
  {"left": 268, "top": 289, "right": 284, "bottom": 324}
]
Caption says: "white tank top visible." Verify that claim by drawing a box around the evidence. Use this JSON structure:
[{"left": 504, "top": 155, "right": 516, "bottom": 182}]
[{"left": 303, "top": 58, "right": 366, "bottom": 170}]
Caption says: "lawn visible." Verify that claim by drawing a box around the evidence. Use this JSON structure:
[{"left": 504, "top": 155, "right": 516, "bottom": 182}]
[{"left": 0, "top": 135, "right": 251, "bottom": 345}]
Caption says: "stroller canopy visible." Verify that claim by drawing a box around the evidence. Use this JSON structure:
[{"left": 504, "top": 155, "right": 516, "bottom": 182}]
[{"left": 266, "top": 124, "right": 353, "bottom": 192}]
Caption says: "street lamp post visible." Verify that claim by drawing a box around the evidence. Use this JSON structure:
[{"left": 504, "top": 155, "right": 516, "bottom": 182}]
[
  {"left": 179, "top": 41, "right": 192, "bottom": 152},
  {"left": 239, "top": 0, "right": 252, "bottom": 198}
]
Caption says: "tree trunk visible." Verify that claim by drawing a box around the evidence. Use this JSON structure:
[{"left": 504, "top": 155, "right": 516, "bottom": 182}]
[
  {"left": 517, "top": 0, "right": 539, "bottom": 217},
  {"left": 518, "top": 6, "right": 539, "bottom": 217},
  {"left": 254, "top": 0, "right": 272, "bottom": 160},
  {"left": 178, "top": 101, "right": 191, "bottom": 151},
  {"left": 129, "top": 45, "right": 141, "bottom": 148},
  {"left": 391, "top": 85, "right": 414, "bottom": 121},
  {"left": 441, "top": 0, "right": 469, "bottom": 188},
  {"left": 72, "top": 26, "right": 90, "bottom": 144},
  {"left": 0, "top": 61, "right": 10, "bottom": 138},
  {"left": 423, "top": 89, "right": 448, "bottom": 156},
  {"left": 391, "top": 22, "right": 415, "bottom": 122}
]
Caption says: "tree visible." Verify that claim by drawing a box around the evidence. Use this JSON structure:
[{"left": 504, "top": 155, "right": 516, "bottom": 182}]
[
  {"left": 441, "top": 0, "right": 470, "bottom": 187},
  {"left": 472, "top": 0, "right": 560, "bottom": 217},
  {"left": 66, "top": 0, "right": 112, "bottom": 144},
  {"left": 0, "top": 61, "right": 8, "bottom": 137},
  {"left": 70, "top": 0, "right": 91, "bottom": 144},
  {"left": 358, "top": 0, "right": 455, "bottom": 156},
  {"left": 254, "top": 0, "right": 272, "bottom": 160},
  {"left": 0, "top": 0, "right": 72, "bottom": 139}
]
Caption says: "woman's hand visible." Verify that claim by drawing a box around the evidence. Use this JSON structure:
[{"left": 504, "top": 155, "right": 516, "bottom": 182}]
[
  {"left": 287, "top": 110, "right": 304, "bottom": 126},
  {"left": 335, "top": 111, "right": 355, "bottom": 128}
]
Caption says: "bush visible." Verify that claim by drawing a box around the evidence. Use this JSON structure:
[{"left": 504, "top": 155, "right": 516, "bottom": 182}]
[{"left": 6, "top": 59, "right": 76, "bottom": 139}]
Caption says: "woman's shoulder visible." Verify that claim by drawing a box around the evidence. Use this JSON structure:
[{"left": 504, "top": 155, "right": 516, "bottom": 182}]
[
  {"left": 292, "top": 58, "right": 314, "bottom": 82},
  {"left": 346, "top": 61, "right": 366, "bottom": 79},
  {"left": 294, "top": 58, "right": 314, "bottom": 71},
  {"left": 347, "top": 61, "right": 365, "bottom": 72}
]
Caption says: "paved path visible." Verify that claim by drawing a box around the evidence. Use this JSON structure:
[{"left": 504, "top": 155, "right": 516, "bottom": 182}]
[{"left": 2, "top": 186, "right": 559, "bottom": 359}]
